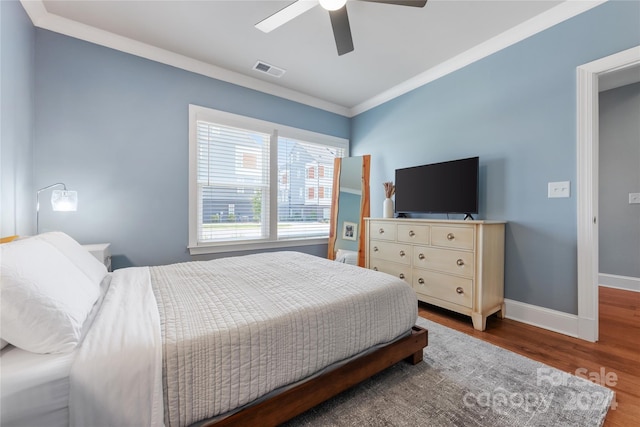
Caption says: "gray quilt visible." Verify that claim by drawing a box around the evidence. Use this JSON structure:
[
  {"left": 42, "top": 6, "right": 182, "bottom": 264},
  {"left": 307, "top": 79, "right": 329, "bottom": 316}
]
[{"left": 150, "top": 251, "right": 417, "bottom": 427}]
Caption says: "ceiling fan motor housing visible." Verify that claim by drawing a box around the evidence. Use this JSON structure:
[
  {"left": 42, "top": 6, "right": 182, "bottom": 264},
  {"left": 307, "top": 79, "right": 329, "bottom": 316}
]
[{"left": 255, "top": 0, "right": 428, "bottom": 56}]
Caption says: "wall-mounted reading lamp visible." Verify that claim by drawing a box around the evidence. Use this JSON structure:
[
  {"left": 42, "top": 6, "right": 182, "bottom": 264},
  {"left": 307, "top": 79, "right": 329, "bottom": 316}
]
[{"left": 36, "top": 183, "right": 78, "bottom": 234}]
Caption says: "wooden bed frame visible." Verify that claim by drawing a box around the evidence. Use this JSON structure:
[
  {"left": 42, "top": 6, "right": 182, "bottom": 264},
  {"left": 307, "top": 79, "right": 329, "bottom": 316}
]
[{"left": 205, "top": 325, "right": 428, "bottom": 427}]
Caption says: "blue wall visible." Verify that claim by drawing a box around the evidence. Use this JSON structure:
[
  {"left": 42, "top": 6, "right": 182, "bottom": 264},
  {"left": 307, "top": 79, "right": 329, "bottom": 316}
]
[
  {"left": 14, "top": 0, "right": 640, "bottom": 314},
  {"left": 1, "top": 0, "right": 35, "bottom": 236},
  {"left": 335, "top": 191, "right": 361, "bottom": 252},
  {"left": 33, "top": 30, "right": 349, "bottom": 268},
  {"left": 351, "top": 0, "right": 640, "bottom": 314}
]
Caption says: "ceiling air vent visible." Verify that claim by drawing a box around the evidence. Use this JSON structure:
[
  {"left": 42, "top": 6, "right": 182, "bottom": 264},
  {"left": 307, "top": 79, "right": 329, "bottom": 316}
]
[{"left": 253, "top": 61, "right": 286, "bottom": 78}]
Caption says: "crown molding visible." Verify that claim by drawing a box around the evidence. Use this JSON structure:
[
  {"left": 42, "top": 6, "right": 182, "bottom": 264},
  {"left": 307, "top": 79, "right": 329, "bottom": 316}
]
[
  {"left": 349, "top": 0, "right": 607, "bottom": 116},
  {"left": 19, "top": 0, "right": 350, "bottom": 117},
  {"left": 21, "top": 0, "right": 606, "bottom": 118}
]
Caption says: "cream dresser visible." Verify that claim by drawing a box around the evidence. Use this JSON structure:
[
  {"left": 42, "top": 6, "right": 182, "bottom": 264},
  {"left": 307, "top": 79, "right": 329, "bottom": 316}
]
[{"left": 365, "top": 218, "right": 505, "bottom": 331}]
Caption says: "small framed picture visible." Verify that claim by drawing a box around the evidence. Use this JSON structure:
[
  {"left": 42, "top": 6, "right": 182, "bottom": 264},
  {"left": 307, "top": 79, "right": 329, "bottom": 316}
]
[{"left": 342, "top": 221, "right": 357, "bottom": 241}]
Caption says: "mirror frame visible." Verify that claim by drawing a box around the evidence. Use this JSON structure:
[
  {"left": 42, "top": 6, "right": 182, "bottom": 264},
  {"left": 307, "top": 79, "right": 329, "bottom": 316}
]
[{"left": 328, "top": 155, "right": 371, "bottom": 266}]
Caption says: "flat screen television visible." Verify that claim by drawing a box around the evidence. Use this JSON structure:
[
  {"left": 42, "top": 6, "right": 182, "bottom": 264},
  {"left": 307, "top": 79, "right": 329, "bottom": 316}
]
[{"left": 394, "top": 156, "right": 479, "bottom": 216}]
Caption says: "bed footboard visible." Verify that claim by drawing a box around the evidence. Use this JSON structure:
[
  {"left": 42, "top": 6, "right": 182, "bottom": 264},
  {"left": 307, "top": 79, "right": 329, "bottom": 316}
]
[{"left": 205, "top": 325, "right": 428, "bottom": 427}]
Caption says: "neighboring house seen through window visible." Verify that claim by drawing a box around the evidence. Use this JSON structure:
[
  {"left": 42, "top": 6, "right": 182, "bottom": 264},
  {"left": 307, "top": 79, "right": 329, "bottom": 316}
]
[{"left": 188, "top": 105, "right": 348, "bottom": 254}]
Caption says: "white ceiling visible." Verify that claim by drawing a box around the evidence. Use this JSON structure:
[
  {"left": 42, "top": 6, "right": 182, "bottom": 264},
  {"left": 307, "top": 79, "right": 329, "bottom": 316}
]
[{"left": 26, "top": 1, "right": 603, "bottom": 115}]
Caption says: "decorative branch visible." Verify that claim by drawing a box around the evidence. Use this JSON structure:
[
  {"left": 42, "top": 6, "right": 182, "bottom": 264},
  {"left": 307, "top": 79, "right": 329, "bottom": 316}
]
[{"left": 383, "top": 182, "right": 395, "bottom": 199}]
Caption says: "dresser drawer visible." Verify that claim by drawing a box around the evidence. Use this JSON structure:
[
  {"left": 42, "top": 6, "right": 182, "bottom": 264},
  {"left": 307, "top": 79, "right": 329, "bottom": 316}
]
[
  {"left": 413, "top": 246, "right": 475, "bottom": 278},
  {"left": 397, "top": 224, "right": 430, "bottom": 245},
  {"left": 369, "top": 221, "right": 397, "bottom": 241},
  {"left": 369, "top": 241, "right": 411, "bottom": 265},
  {"left": 369, "top": 259, "right": 412, "bottom": 284},
  {"left": 431, "top": 225, "right": 474, "bottom": 250},
  {"left": 412, "top": 270, "right": 473, "bottom": 308},
  {"left": 365, "top": 217, "right": 505, "bottom": 332}
]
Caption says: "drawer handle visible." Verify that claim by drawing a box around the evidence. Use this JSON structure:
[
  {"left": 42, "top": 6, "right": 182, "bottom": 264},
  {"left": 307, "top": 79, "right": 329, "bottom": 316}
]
[
  {"left": 399, "top": 273, "right": 405, "bottom": 279},
  {"left": 418, "top": 253, "right": 425, "bottom": 260},
  {"left": 399, "top": 250, "right": 406, "bottom": 257},
  {"left": 456, "top": 259, "right": 464, "bottom": 266},
  {"left": 456, "top": 287, "right": 464, "bottom": 294},
  {"left": 373, "top": 267, "right": 378, "bottom": 271},
  {"left": 418, "top": 278, "right": 425, "bottom": 285},
  {"left": 379, "top": 228, "right": 385, "bottom": 234},
  {"left": 373, "top": 246, "right": 379, "bottom": 252},
  {"left": 447, "top": 233, "right": 455, "bottom": 241},
  {"left": 409, "top": 230, "right": 415, "bottom": 237}
]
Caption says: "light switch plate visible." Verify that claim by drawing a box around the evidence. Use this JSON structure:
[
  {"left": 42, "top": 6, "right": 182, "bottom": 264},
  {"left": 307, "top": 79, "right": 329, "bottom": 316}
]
[
  {"left": 548, "top": 181, "right": 570, "bottom": 198},
  {"left": 630, "top": 193, "right": 640, "bottom": 204}
]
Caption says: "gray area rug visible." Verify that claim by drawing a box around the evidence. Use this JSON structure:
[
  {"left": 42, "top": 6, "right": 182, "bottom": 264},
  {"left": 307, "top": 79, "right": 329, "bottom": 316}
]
[{"left": 286, "top": 317, "right": 614, "bottom": 426}]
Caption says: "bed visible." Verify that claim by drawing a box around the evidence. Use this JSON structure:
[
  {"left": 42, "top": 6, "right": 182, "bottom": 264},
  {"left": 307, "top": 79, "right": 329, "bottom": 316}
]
[{"left": 0, "top": 232, "right": 427, "bottom": 427}]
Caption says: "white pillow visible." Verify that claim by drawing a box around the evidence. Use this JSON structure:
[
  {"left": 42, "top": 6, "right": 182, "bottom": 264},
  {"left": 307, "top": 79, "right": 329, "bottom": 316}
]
[
  {"left": 36, "top": 232, "right": 107, "bottom": 286},
  {"left": 0, "top": 339, "right": 8, "bottom": 350},
  {"left": 0, "top": 237, "right": 101, "bottom": 353}
]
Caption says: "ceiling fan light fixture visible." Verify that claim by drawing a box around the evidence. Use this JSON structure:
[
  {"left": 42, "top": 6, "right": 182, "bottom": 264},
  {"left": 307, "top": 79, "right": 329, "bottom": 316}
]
[{"left": 319, "top": 0, "right": 347, "bottom": 11}]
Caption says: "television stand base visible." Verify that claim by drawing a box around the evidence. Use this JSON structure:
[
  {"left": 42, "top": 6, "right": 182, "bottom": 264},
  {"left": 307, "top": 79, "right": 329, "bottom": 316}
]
[{"left": 463, "top": 213, "right": 474, "bottom": 220}]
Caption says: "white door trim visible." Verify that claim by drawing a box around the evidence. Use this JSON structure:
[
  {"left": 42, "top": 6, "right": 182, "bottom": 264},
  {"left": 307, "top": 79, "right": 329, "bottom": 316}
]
[{"left": 576, "top": 45, "right": 640, "bottom": 342}]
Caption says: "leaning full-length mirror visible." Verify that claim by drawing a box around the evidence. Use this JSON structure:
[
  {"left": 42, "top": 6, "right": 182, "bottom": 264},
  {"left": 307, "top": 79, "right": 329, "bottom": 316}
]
[{"left": 328, "top": 155, "right": 370, "bottom": 267}]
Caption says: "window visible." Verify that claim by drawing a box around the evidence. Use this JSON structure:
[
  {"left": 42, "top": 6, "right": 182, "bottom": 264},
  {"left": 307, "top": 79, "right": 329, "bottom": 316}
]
[
  {"left": 241, "top": 152, "right": 258, "bottom": 170},
  {"left": 189, "top": 105, "right": 347, "bottom": 254}
]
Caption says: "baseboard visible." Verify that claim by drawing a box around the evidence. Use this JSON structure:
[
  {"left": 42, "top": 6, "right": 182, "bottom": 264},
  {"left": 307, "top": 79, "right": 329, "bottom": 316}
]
[
  {"left": 599, "top": 273, "right": 640, "bottom": 292},
  {"left": 504, "top": 299, "right": 579, "bottom": 338}
]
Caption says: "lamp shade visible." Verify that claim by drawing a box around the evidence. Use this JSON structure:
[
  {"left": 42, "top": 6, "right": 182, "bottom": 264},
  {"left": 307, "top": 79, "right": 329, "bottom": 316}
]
[
  {"left": 319, "top": 0, "right": 347, "bottom": 11},
  {"left": 51, "top": 190, "right": 78, "bottom": 212}
]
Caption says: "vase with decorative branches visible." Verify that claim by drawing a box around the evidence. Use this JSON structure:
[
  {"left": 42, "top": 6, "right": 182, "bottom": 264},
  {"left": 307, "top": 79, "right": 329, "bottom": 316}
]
[{"left": 383, "top": 182, "right": 395, "bottom": 218}]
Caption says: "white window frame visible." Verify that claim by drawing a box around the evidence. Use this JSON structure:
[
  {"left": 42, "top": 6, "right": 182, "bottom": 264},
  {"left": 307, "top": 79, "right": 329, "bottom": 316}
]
[{"left": 188, "top": 105, "right": 349, "bottom": 255}]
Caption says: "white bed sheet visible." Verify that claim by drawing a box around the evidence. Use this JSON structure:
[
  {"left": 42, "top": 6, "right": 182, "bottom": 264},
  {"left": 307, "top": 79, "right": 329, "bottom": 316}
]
[
  {"left": 69, "top": 267, "right": 164, "bottom": 427},
  {"left": 0, "top": 345, "right": 74, "bottom": 427},
  {"left": 0, "top": 275, "right": 112, "bottom": 427}
]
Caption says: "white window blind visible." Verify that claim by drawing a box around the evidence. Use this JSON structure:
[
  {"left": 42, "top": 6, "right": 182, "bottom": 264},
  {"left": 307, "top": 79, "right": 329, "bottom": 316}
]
[
  {"left": 196, "top": 121, "right": 270, "bottom": 243},
  {"left": 277, "top": 137, "right": 343, "bottom": 239},
  {"left": 189, "top": 105, "right": 348, "bottom": 253}
]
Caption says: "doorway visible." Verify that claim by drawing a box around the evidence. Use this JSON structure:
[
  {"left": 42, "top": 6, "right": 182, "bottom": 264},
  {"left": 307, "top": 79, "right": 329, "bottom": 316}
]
[{"left": 576, "top": 45, "right": 640, "bottom": 342}]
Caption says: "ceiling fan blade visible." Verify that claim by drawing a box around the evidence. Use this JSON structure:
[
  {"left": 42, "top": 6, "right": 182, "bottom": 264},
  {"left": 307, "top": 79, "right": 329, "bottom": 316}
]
[
  {"left": 358, "top": 0, "right": 427, "bottom": 7},
  {"left": 255, "top": 0, "right": 319, "bottom": 33},
  {"left": 329, "top": 6, "right": 354, "bottom": 56}
]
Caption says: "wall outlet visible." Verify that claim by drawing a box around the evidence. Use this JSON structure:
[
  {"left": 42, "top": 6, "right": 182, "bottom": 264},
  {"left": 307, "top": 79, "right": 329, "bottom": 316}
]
[
  {"left": 630, "top": 193, "right": 640, "bottom": 204},
  {"left": 548, "top": 181, "right": 570, "bottom": 198}
]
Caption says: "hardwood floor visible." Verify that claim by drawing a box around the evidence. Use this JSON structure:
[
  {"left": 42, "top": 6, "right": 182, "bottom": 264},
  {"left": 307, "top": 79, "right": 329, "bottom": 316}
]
[{"left": 418, "top": 287, "right": 640, "bottom": 427}]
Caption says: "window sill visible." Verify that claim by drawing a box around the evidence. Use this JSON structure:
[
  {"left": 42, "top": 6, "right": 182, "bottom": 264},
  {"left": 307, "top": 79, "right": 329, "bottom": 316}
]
[{"left": 188, "top": 237, "right": 329, "bottom": 256}]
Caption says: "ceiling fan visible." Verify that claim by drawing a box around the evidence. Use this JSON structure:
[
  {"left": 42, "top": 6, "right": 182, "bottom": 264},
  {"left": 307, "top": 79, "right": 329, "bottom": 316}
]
[{"left": 255, "top": 0, "right": 428, "bottom": 56}]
